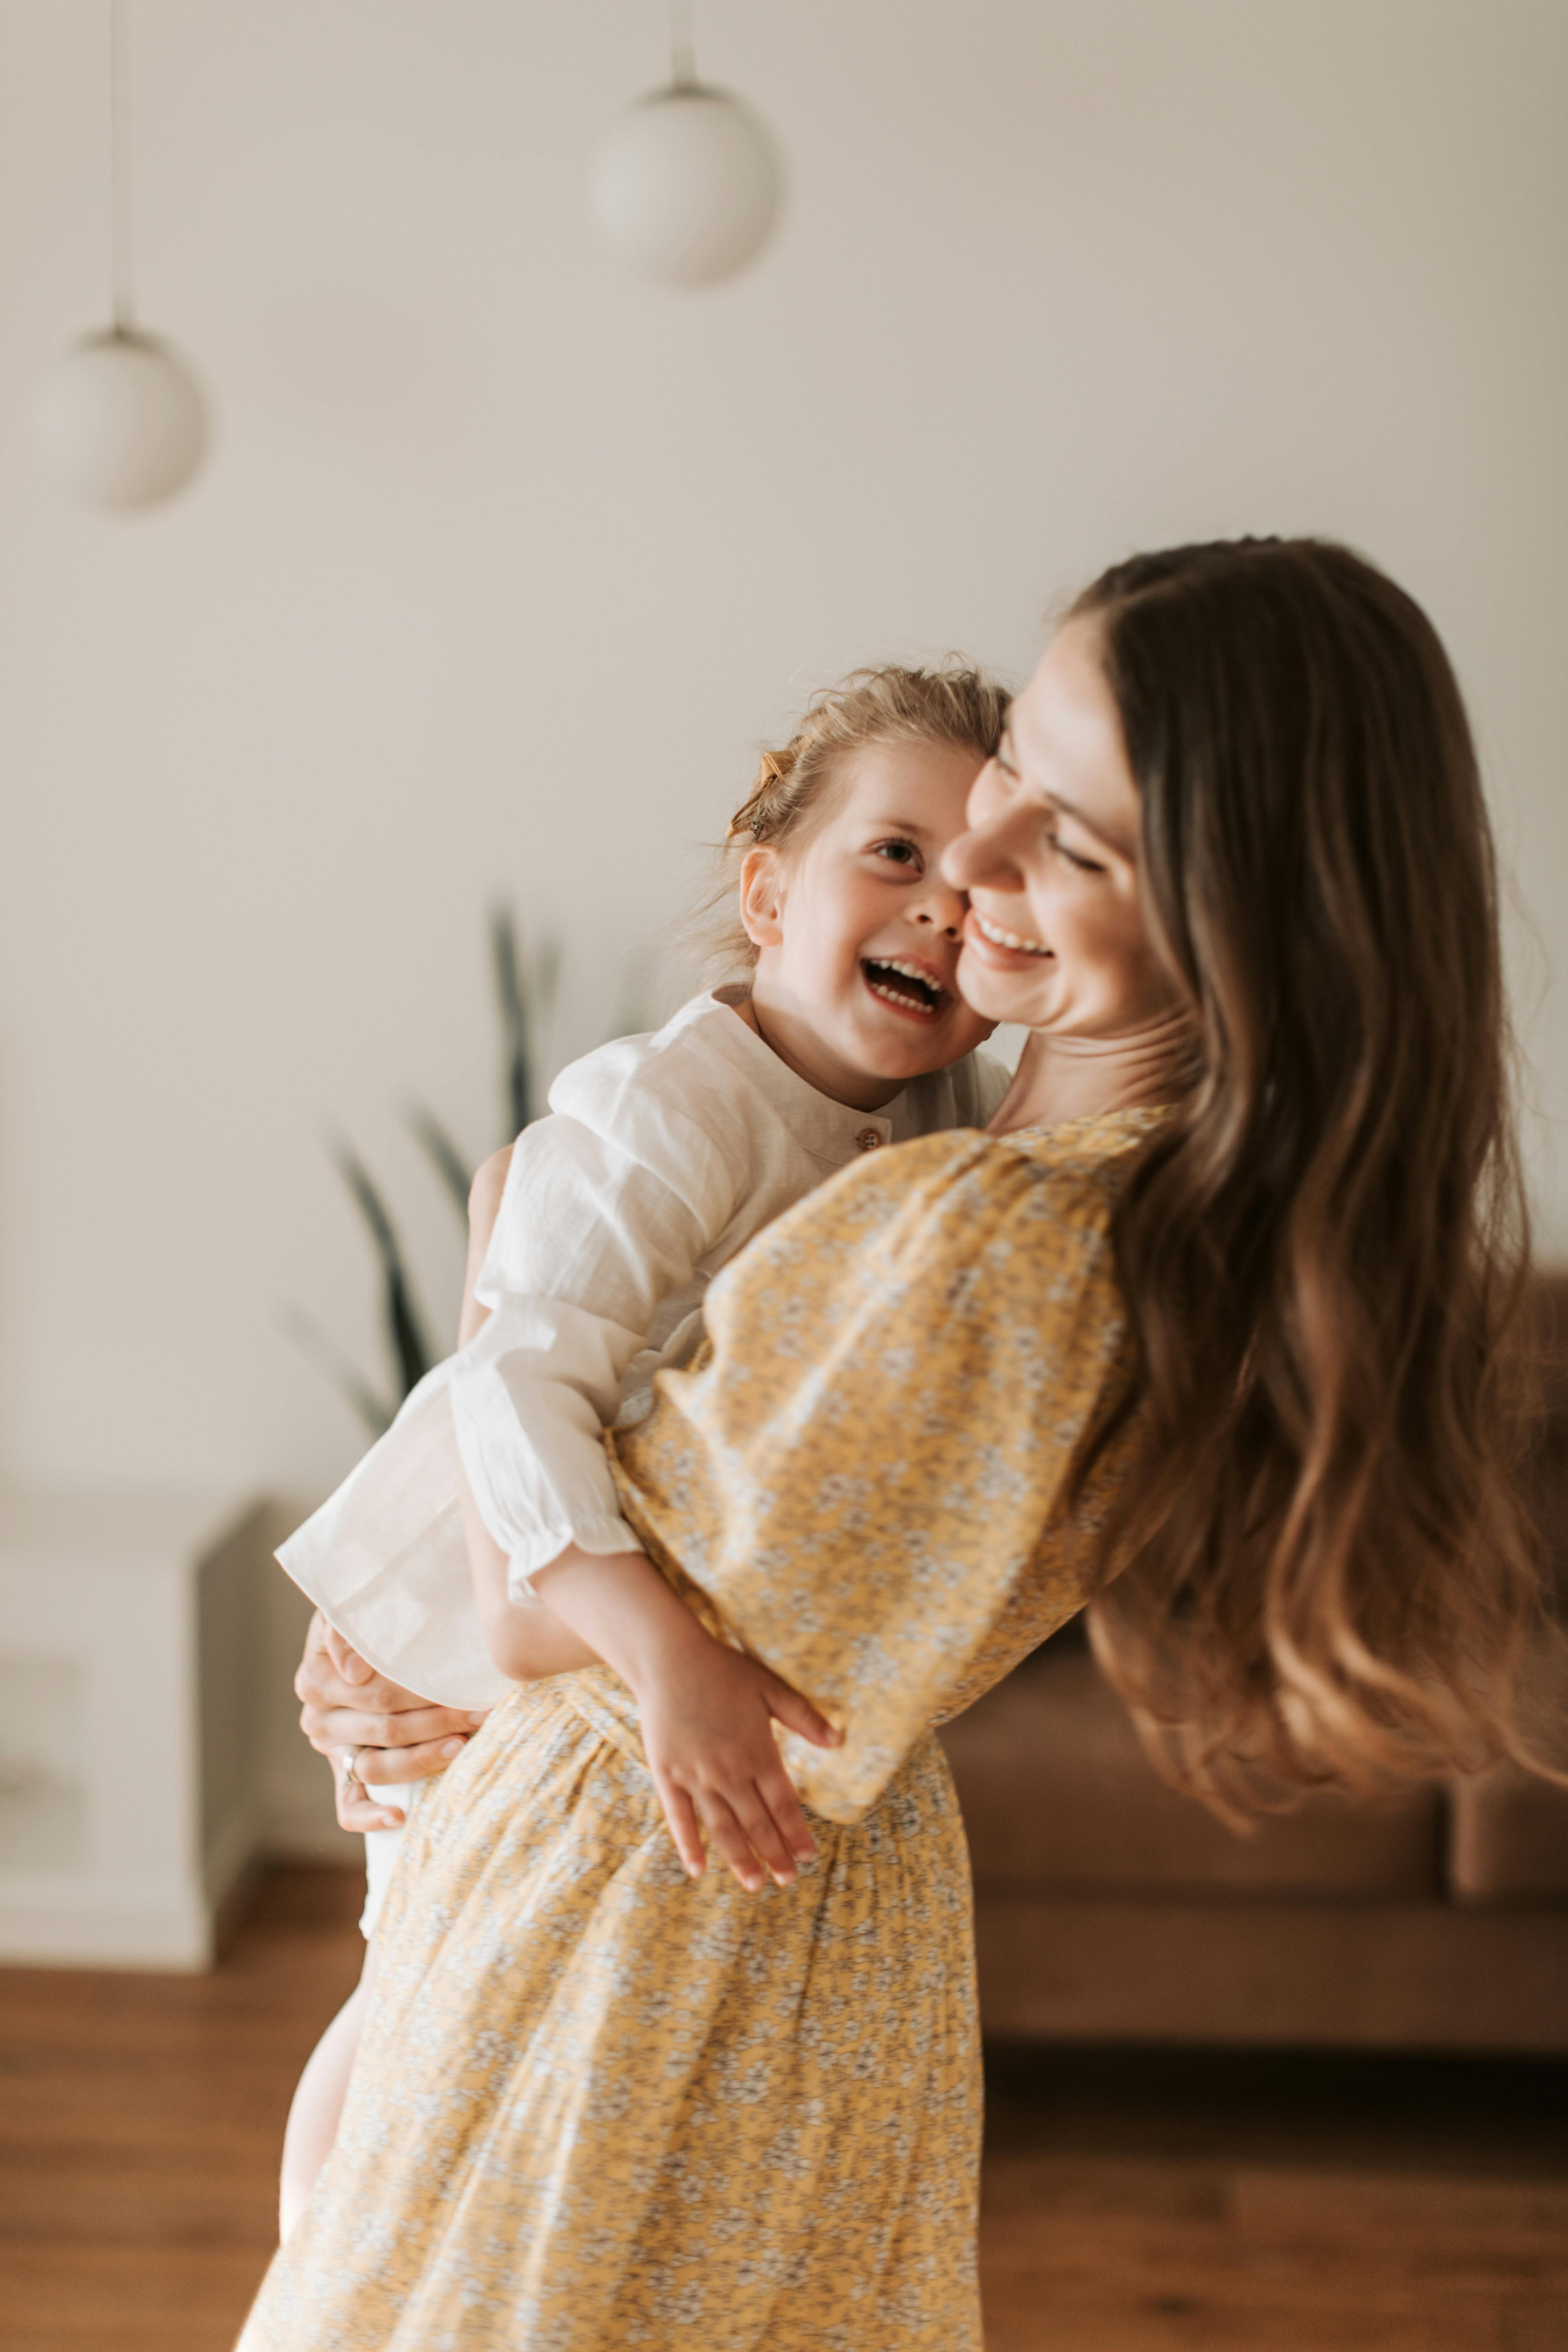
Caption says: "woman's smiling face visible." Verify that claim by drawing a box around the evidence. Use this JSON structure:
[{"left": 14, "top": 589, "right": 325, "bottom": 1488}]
[{"left": 943, "top": 618, "right": 1180, "bottom": 1038}]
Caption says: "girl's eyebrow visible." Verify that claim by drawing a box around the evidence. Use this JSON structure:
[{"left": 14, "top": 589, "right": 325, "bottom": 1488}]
[{"left": 859, "top": 811, "right": 934, "bottom": 839}]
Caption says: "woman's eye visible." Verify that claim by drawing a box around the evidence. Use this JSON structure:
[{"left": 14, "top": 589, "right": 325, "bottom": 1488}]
[{"left": 1049, "top": 831, "right": 1104, "bottom": 876}]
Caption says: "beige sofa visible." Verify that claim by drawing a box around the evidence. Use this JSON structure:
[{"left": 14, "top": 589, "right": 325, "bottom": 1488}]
[{"left": 940, "top": 1302, "right": 1568, "bottom": 2054}]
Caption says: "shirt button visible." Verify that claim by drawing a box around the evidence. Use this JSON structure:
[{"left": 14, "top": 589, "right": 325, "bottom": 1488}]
[{"left": 856, "top": 1127, "right": 883, "bottom": 1151}]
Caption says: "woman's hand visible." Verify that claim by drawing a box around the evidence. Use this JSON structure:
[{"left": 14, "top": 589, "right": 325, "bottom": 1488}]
[
  {"left": 531, "top": 1547, "right": 842, "bottom": 1892},
  {"left": 295, "top": 1611, "right": 488, "bottom": 1832}
]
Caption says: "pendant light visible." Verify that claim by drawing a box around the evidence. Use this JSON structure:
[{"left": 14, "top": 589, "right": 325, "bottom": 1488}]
[
  {"left": 592, "top": 0, "right": 782, "bottom": 288},
  {"left": 31, "top": 0, "right": 208, "bottom": 510}
]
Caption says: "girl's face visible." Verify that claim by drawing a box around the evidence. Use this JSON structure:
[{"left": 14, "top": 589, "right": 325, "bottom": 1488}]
[
  {"left": 742, "top": 738, "right": 997, "bottom": 1108},
  {"left": 943, "top": 620, "right": 1180, "bottom": 1038}
]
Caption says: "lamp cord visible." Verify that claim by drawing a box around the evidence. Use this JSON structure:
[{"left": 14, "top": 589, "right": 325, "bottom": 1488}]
[
  {"left": 670, "top": 0, "right": 696, "bottom": 90},
  {"left": 110, "top": 0, "right": 135, "bottom": 331}
]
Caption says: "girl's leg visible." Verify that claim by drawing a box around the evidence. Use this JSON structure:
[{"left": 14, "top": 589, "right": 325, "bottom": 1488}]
[{"left": 279, "top": 1934, "right": 380, "bottom": 2244}]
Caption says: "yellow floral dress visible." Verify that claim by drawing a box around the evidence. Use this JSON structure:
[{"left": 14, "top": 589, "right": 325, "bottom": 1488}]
[{"left": 238, "top": 1113, "right": 1155, "bottom": 2352}]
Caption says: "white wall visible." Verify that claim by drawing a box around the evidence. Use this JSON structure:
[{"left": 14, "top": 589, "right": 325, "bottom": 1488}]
[{"left": 0, "top": 0, "right": 1564, "bottom": 1502}]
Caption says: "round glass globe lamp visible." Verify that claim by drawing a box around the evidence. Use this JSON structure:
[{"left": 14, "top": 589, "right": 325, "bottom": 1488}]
[
  {"left": 32, "top": 327, "right": 208, "bottom": 511},
  {"left": 593, "top": 85, "right": 781, "bottom": 287}
]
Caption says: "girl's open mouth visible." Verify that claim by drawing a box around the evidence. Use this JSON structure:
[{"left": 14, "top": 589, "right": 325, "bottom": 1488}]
[{"left": 861, "top": 958, "right": 947, "bottom": 1020}]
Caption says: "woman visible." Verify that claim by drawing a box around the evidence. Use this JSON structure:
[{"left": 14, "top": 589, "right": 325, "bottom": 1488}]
[{"left": 257, "top": 538, "right": 1549, "bottom": 2351}]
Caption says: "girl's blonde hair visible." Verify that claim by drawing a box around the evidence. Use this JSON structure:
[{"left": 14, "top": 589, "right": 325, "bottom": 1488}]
[{"left": 686, "top": 660, "right": 1010, "bottom": 981}]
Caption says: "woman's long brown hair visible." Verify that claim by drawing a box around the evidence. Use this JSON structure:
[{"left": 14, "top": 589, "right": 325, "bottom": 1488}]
[{"left": 1072, "top": 537, "right": 1555, "bottom": 1813}]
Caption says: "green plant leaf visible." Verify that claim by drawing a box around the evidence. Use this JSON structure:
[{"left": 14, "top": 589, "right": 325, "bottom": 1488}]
[
  {"left": 407, "top": 1101, "right": 472, "bottom": 1219},
  {"left": 332, "top": 1140, "right": 434, "bottom": 1399},
  {"left": 276, "top": 1304, "right": 393, "bottom": 1438},
  {"left": 490, "top": 905, "right": 559, "bottom": 1138}
]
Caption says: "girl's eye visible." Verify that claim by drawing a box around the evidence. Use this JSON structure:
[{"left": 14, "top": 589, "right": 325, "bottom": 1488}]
[{"left": 873, "top": 839, "right": 921, "bottom": 869}]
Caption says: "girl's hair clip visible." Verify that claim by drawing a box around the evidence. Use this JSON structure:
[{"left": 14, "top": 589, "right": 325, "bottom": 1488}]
[{"left": 727, "top": 749, "right": 790, "bottom": 841}]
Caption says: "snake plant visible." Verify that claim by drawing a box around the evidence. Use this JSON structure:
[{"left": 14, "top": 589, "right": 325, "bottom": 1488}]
[{"left": 284, "top": 908, "right": 558, "bottom": 1437}]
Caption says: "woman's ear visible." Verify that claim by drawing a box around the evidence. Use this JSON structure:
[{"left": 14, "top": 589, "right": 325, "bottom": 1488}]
[{"left": 739, "top": 846, "right": 787, "bottom": 951}]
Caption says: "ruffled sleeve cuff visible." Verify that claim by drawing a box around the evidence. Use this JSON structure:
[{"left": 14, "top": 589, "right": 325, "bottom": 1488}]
[{"left": 506, "top": 1513, "right": 647, "bottom": 1604}]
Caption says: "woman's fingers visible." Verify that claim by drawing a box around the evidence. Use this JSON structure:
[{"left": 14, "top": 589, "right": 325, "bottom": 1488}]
[
  {"left": 323, "top": 1622, "right": 373, "bottom": 1685},
  {"left": 344, "top": 1795, "right": 404, "bottom": 1832},
  {"left": 762, "top": 1673, "right": 842, "bottom": 1753},
  {"left": 300, "top": 1699, "right": 483, "bottom": 1761},
  {"left": 296, "top": 1653, "right": 425, "bottom": 1717},
  {"left": 296, "top": 1611, "right": 485, "bottom": 1724},
  {"left": 330, "top": 1730, "right": 475, "bottom": 1828},
  {"left": 652, "top": 1770, "right": 707, "bottom": 1879},
  {"left": 335, "top": 1768, "right": 406, "bottom": 1834},
  {"left": 354, "top": 1736, "right": 469, "bottom": 1787}
]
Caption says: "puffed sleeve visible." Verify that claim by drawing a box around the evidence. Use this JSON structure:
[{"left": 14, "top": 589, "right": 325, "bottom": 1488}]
[
  {"left": 609, "top": 1121, "right": 1147, "bottom": 1823},
  {"left": 275, "top": 1092, "right": 740, "bottom": 1708},
  {"left": 451, "top": 1100, "right": 737, "bottom": 1581}
]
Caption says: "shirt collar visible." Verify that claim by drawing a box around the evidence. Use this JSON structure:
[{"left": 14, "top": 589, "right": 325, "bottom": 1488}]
[{"left": 705, "top": 986, "right": 903, "bottom": 1163}]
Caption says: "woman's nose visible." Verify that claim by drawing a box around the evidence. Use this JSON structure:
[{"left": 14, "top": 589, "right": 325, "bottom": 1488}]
[
  {"left": 910, "top": 874, "right": 967, "bottom": 938},
  {"left": 944, "top": 810, "right": 1023, "bottom": 897}
]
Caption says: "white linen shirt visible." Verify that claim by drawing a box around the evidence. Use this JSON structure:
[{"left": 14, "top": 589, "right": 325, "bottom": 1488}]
[{"left": 278, "top": 987, "right": 1009, "bottom": 1710}]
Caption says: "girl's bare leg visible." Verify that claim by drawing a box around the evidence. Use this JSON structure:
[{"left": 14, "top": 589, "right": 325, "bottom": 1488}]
[{"left": 278, "top": 1934, "right": 379, "bottom": 2244}]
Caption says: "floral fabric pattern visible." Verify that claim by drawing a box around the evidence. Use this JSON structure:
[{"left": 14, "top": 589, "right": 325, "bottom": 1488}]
[
  {"left": 612, "top": 1116, "right": 1153, "bottom": 1820},
  {"left": 237, "top": 1112, "right": 1154, "bottom": 2352}
]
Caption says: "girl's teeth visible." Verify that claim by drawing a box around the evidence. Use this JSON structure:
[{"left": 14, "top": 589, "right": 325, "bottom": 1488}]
[
  {"left": 976, "top": 912, "right": 1051, "bottom": 957},
  {"left": 862, "top": 956, "right": 945, "bottom": 1016},
  {"left": 868, "top": 981, "right": 936, "bottom": 1014}
]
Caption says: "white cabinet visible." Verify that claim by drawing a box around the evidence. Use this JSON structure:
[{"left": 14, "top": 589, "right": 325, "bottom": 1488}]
[{"left": 0, "top": 1490, "right": 275, "bottom": 1967}]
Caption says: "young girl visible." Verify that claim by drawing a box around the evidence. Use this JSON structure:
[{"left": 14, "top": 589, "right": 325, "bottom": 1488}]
[{"left": 275, "top": 660, "right": 1012, "bottom": 2236}]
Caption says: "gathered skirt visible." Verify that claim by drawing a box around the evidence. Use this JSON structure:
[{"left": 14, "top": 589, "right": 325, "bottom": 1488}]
[{"left": 237, "top": 1668, "right": 983, "bottom": 2351}]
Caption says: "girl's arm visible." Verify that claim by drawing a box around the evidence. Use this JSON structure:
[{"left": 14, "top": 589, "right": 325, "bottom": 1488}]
[
  {"left": 609, "top": 1128, "right": 1140, "bottom": 1827},
  {"left": 465, "top": 1482, "right": 603, "bottom": 1680},
  {"left": 451, "top": 1101, "right": 736, "bottom": 1600},
  {"left": 460, "top": 1148, "right": 602, "bottom": 1682},
  {"left": 457, "top": 1149, "right": 509, "bottom": 1348},
  {"left": 461, "top": 1148, "right": 840, "bottom": 1883},
  {"left": 530, "top": 1545, "right": 840, "bottom": 1892}
]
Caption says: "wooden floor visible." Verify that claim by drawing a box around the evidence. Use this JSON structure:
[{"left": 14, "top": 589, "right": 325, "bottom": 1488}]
[
  {"left": 982, "top": 2047, "right": 1568, "bottom": 2352},
  {"left": 2, "top": 1867, "right": 1565, "bottom": 2352}
]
